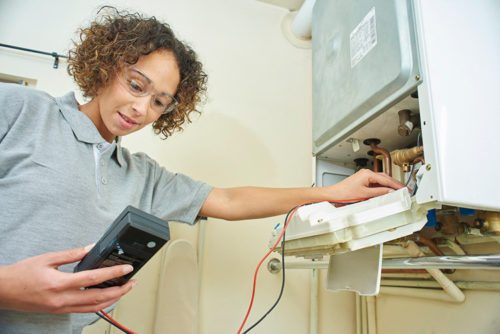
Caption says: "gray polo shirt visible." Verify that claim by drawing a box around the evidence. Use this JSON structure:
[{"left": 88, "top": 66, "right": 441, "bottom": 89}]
[{"left": 0, "top": 83, "right": 213, "bottom": 333}]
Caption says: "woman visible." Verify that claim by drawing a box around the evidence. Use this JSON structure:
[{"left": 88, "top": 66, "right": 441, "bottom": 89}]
[{"left": 0, "top": 7, "right": 403, "bottom": 333}]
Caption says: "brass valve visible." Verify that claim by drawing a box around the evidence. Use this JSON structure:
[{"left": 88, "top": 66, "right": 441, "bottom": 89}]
[{"left": 391, "top": 146, "right": 424, "bottom": 167}]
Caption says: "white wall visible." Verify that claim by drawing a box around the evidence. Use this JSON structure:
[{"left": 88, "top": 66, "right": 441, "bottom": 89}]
[{"left": 1, "top": 1, "right": 350, "bottom": 333}]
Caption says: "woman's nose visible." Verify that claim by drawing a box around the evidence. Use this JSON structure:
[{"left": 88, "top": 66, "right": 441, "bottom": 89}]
[{"left": 130, "top": 95, "right": 150, "bottom": 116}]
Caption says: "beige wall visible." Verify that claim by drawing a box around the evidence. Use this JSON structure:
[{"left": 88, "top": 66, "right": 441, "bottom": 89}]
[
  {"left": 0, "top": 1, "right": 338, "bottom": 333},
  {"left": 376, "top": 290, "right": 500, "bottom": 334}
]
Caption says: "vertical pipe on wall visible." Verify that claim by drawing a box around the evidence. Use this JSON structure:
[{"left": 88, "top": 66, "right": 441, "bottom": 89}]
[
  {"left": 197, "top": 221, "right": 207, "bottom": 333},
  {"left": 309, "top": 268, "right": 319, "bottom": 334},
  {"left": 291, "top": 0, "right": 316, "bottom": 39},
  {"left": 355, "top": 294, "right": 362, "bottom": 334},
  {"left": 366, "top": 296, "right": 377, "bottom": 334},
  {"left": 361, "top": 296, "right": 368, "bottom": 334}
]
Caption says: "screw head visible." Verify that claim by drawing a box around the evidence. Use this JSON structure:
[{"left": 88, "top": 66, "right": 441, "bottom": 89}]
[{"left": 426, "top": 164, "right": 432, "bottom": 171}]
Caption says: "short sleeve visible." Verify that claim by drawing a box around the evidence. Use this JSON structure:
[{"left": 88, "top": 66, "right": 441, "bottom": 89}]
[{"left": 150, "top": 161, "right": 213, "bottom": 224}]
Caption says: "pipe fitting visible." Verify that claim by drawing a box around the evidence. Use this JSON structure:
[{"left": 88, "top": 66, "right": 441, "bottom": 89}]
[
  {"left": 364, "top": 138, "right": 392, "bottom": 176},
  {"left": 397, "top": 110, "right": 421, "bottom": 136},
  {"left": 391, "top": 146, "right": 424, "bottom": 167},
  {"left": 477, "top": 212, "right": 500, "bottom": 235},
  {"left": 267, "top": 258, "right": 282, "bottom": 274}
]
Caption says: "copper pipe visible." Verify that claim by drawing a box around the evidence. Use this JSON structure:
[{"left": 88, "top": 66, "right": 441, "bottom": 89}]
[
  {"left": 371, "top": 145, "right": 392, "bottom": 177},
  {"left": 368, "top": 150, "right": 380, "bottom": 173},
  {"left": 417, "top": 236, "right": 445, "bottom": 256},
  {"left": 418, "top": 236, "right": 454, "bottom": 274},
  {"left": 364, "top": 139, "right": 392, "bottom": 176},
  {"left": 382, "top": 269, "right": 429, "bottom": 274},
  {"left": 373, "top": 155, "right": 379, "bottom": 173}
]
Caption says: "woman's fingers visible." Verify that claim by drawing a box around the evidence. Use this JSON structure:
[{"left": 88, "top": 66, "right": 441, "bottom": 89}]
[
  {"left": 362, "top": 186, "right": 395, "bottom": 198},
  {"left": 0, "top": 246, "right": 137, "bottom": 314},
  {"left": 63, "top": 264, "right": 134, "bottom": 290},
  {"left": 46, "top": 279, "right": 136, "bottom": 314},
  {"left": 76, "top": 280, "right": 136, "bottom": 306},
  {"left": 41, "top": 245, "right": 91, "bottom": 267},
  {"left": 53, "top": 277, "right": 136, "bottom": 314},
  {"left": 367, "top": 172, "right": 405, "bottom": 190}
]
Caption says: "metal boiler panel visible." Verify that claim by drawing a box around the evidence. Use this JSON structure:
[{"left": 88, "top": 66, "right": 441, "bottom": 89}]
[{"left": 312, "top": 0, "right": 419, "bottom": 155}]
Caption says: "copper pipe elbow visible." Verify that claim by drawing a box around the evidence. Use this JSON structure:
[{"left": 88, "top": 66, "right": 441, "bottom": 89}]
[
  {"left": 417, "top": 236, "right": 445, "bottom": 256},
  {"left": 372, "top": 146, "right": 392, "bottom": 177}
]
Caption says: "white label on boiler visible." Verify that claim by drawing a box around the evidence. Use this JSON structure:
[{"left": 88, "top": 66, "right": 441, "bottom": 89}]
[{"left": 350, "top": 7, "right": 377, "bottom": 68}]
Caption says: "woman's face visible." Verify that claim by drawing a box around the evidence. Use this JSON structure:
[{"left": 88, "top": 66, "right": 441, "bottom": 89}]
[{"left": 88, "top": 50, "right": 181, "bottom": 142}]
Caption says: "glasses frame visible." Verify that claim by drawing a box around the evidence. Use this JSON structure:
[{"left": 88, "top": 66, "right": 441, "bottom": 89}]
[{"left": 119, "top": 66, "right": 178, "bottom": 115}]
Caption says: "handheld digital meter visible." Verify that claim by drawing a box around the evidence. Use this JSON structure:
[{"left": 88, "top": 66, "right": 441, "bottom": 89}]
[{"left": 74, "top": 206, "right": 170, "bottom": 288}]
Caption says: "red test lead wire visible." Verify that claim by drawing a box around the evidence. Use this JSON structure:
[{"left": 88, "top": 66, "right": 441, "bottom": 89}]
[
  {"left": 236, "top": 197, "right": 368, "bottom": 334},
  {"left": 235, "top": 205, "right": 299, "bottom": 334},
  {"left": 99, "top": 309, "right": 137, "bottom": 334}
]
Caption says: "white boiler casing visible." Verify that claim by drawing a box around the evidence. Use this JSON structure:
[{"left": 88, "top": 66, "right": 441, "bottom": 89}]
[{"left": 312, "top": 0, "right": 500, "bottom": 211}]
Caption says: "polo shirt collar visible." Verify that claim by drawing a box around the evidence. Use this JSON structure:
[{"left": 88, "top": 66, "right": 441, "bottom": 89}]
[
  {"left": 56, "top": 92, "right": 104, "bottom": 144},
  {"left": 55, "top": 92, "right": 124, "bottom": 167},
  {"left": 115, "top": 137, "right": 124, "bottom": 167}
]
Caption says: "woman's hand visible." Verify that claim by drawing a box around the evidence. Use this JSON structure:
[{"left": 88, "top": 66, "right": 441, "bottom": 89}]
[
  {"left": 327, "top": 169, "right": 406, "bottom": 201},
  {"left": 0, "top": 245, "right": 136, "bottom": 314}
]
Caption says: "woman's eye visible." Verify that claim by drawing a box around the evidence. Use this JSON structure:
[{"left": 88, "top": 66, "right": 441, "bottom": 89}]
[
  {"left": 128, "top": 79, "right": 144, "bottom": 93},
  {"left": 153, "top": 98, "right": 167, "bottom": 108}
]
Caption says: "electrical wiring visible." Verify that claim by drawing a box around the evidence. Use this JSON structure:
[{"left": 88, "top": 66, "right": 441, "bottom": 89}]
[
  {"left": 92, "top": 198, "right": 365, "bottom": 334},
  {"left": 405, "top": 164, "right": 416, "bottom": 187},
  {"left": 95, "top": 309, "right": 137, "bottom": 334},
  {"left": 237, "top": 198, "right": 365, "bottom": 334},
  {"left": 95, "top": 312, "right": 124, "bottom": 332},
  {"left": 412, "top": 183, "right": 419, "bottom": 196},
  {"left": 235, "top": 204, "right": 299, "bottom": 334},
  {"left": 241, "top": 208, "right": 292, "bottom": 334}
]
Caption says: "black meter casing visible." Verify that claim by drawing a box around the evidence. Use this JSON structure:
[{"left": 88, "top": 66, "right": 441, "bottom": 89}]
[{"left": 74, "top": 206, "right": 170, "bottom": 288}]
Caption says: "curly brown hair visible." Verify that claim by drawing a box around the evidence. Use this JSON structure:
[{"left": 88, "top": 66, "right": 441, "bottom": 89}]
[{"left": 67, "top": 6, "right": 207, "bottom": 138}]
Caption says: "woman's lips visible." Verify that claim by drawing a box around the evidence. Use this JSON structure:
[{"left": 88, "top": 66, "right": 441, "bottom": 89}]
[{"left": 118, "top": 112, "right": 139, "bottom": 129}]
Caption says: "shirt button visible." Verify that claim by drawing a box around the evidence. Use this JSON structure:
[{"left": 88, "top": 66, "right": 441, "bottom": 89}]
[
  {"left": 101, "top": 177, "right": 108, "bottom": 185},
  {"left": 97, "top": 143, "right": 103, "bottom": 150}
]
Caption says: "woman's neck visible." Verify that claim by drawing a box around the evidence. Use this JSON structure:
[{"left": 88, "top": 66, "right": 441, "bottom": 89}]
[{"left": 78, "top": 98, "right": 115, "bottom": 143}]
